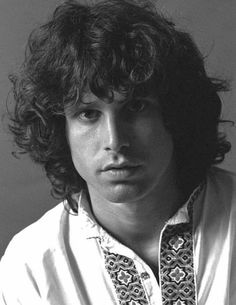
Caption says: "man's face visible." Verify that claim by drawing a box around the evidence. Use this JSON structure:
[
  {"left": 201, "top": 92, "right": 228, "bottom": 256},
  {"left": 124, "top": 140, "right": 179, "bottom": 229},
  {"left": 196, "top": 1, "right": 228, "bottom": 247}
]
[{"left": 66, "top": 91, "right": 174, "bottom": 203}]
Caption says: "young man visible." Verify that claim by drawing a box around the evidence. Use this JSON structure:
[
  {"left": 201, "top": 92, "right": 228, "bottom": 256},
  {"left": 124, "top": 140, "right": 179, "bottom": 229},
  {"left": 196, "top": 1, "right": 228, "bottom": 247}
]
[{"left": 0, "top": 0, "right": 235, "bottom": 304}]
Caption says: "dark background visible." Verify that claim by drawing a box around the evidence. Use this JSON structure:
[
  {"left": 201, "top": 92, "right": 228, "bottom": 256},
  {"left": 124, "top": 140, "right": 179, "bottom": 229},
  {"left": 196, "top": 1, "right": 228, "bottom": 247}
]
[{"left": 0, "top": 0, "right": 235, "bottom": 258}]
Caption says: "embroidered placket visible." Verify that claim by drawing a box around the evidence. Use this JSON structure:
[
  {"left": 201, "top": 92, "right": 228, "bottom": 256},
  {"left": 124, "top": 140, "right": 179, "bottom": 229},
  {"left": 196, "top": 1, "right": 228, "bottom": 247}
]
[
  {"left": 159, "top": 202, "right": 197, "bottom": 305},
  {"left": 100, "top": 185, "right": 202, "bottom": 305},
  {"left": 102, "top": 249, "right": 149, "bottom": 305}
]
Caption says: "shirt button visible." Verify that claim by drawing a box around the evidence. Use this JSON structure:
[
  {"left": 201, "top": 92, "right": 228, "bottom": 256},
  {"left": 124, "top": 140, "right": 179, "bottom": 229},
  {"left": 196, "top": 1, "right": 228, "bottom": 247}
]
[{"left": 141, "top": 272, "right": 150, "bottom": 280}]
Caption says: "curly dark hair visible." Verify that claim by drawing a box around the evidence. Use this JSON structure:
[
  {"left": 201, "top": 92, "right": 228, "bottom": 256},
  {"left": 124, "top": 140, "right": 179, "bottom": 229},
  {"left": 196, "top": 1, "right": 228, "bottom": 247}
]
[{"left": 9, "top": 0, "right": 231, "bottom": 212}]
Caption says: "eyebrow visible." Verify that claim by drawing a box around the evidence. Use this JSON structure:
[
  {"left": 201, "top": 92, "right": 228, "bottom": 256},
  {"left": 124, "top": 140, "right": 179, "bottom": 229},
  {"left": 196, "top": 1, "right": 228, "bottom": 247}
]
[
  {"left": 78, "top": 92, "right": 158, "bottom": 110},
  {"left": 81, "top": 94, "right": 128, "bottom": 106}
]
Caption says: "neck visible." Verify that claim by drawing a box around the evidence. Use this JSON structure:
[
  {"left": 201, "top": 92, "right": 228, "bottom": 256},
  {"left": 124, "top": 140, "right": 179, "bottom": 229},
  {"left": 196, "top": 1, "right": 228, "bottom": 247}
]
[{"left": 87, "top": 167, "right": 184, "bottom": 253}]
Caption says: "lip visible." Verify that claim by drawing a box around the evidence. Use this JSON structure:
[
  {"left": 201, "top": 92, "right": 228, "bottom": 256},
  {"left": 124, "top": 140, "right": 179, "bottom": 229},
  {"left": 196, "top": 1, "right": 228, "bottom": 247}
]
[
  {"left": 101, "top": 163, "right": 142, "bottom": 180},
  {"left": 102, "top": 162, "right": 141, "bottom": 172}
]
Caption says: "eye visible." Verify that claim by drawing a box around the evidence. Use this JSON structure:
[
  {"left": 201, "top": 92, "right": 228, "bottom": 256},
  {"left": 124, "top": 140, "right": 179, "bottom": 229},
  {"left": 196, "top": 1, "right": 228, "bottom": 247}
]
[
  {"left": 78, "top": 109, "right": 100, "bottom": 121},
  {"left": 127, "top": 99, "right": 147, "bottom": 112}
]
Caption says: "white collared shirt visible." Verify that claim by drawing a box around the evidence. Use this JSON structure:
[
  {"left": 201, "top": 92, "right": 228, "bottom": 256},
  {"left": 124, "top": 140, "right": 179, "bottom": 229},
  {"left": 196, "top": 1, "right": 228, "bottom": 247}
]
[{"left": 0, "top": 167, "right": 236, "bottom": 305}]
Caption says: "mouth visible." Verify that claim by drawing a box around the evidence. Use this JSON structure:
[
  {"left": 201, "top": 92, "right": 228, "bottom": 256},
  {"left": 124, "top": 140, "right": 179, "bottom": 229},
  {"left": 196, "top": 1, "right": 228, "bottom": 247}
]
[
  {"left": 102, "top": 161, "right": 141, "bottom": 171},
  {"left": 101, "top": 163, "right": 142, "bottom": 180}
]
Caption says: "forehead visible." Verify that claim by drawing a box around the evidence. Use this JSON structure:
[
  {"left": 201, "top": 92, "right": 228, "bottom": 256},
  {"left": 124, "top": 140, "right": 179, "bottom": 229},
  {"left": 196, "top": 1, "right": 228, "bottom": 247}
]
[
  {"left": 81, "top": 91, "right": 128, "bottom": 105},
  {"left": 81, "top": 84, "right": 160, "bottom": 104}
]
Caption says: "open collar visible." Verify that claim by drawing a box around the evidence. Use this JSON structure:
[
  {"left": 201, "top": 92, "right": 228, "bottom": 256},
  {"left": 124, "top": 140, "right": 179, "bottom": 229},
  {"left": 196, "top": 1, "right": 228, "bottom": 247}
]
[{"left": 72, "top": 182, "right": 204, "bottom": 240}]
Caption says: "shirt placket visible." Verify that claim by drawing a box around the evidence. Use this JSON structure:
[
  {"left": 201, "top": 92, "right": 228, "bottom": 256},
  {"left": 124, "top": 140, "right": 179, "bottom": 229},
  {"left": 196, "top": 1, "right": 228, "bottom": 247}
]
[
  {"left": 134, "top": 258, "right": 162, "bottom": 304},
  {"left": 98, "top": 203, "right": 197, "bottom": 305},
  {"left": 159, "top": 203, "right": 197, "bottom": 305},
  {"left": 99, "top": 232, "right": 158, "bottom": 305}
]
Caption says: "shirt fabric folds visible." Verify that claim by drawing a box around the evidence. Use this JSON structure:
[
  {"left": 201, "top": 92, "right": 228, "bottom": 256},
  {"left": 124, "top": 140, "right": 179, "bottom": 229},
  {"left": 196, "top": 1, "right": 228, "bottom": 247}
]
[{"left": 0, "top": 167, "right": 236, "bottom": 305}]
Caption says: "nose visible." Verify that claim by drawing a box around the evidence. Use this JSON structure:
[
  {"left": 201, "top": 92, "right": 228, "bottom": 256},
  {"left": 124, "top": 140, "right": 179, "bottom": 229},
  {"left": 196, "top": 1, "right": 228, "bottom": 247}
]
[{"left": 103, "top": 113, "right": 130, "bottom": 152}]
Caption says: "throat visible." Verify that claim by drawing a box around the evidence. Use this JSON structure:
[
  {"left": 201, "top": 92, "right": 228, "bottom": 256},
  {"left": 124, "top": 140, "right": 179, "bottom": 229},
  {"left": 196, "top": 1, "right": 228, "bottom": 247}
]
[
  {"left": 88, "top": 186, "right": 184, "bottom": 247},
  {"left": 126, "top": 235, "right": 160, "bottom": 283}
]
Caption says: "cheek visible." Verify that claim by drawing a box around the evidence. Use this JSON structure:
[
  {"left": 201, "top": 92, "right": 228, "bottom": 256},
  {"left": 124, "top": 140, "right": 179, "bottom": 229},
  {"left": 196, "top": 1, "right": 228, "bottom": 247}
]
[
  {"left": 136, "top": 119, "right": 174, "bottom": 181},
  {"left": 151, "top": 125, "right": 173, "bottom": 162},
  {"left": 67, "top": 124, "right": 99, "bottom": 176},
  {"left": 135, "top": 116, "right": 173, "bottom": 154}
]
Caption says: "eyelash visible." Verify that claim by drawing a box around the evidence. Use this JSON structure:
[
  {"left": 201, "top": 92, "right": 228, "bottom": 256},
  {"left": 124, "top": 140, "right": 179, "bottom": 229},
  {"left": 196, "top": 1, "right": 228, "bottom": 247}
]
[
  {"left": 127, "top": 99, "right": 147, "bottom": 112},
  {"left": 77, "top": 99, "right": 148, "bottom": 122},
  {"left": 78, "top": 109, "right": 100, "bottom": 121}
]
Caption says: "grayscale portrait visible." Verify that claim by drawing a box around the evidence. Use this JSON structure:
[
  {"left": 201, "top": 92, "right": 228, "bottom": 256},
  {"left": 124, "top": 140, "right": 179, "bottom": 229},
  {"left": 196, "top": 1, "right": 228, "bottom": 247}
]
[{"left": 0, "top": 1, "right": 235, "bottom": 304}]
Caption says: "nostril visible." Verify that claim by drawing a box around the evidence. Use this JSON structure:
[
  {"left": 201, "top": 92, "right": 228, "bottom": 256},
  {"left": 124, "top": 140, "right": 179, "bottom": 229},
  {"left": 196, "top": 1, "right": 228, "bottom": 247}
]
[{"left": 104, "top": 142, "right": 130, "bottom": 153}]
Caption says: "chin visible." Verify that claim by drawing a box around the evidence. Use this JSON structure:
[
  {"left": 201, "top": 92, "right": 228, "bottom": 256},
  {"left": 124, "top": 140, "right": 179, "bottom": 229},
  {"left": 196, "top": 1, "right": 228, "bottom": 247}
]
[{"left": 101, "top": 183, "right": 145, "bottom": 203}]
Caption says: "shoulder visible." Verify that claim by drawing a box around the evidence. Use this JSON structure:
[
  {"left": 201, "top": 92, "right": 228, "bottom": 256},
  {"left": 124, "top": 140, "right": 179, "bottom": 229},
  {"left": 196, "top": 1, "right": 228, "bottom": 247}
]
[
  {"left": 0, "top": 202, "right": 69, "bottom": 266},
  {"left": 207, "top": 166, "right": 236, "bottom": 187},
  {"left": 0, "top": 202, "right": 71, "bottom": 303},
  {"left": 206, "top": 167, "right": 236, "bottom": 299},
  {"left": 194, "top": 166, "right": 236, "bottom": 231},
  {"left": 196, "top": 166, "right": 236, "bottom": 233},
  {"left": 206, "top": 166, "right": 236, "bottom": 206}
]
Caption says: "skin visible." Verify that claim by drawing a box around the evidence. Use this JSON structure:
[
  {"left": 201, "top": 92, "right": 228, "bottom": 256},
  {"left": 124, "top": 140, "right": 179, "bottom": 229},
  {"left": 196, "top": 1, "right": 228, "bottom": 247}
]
[{"left": 66, "top": 90, "right": 183, "bottom": 275}]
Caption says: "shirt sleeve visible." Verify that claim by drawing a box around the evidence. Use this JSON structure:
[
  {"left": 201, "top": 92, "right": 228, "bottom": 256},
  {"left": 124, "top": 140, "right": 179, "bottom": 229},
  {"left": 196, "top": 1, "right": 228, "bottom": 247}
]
[{"left": 0, "top": 238, "right": 43, "bottom": 305}]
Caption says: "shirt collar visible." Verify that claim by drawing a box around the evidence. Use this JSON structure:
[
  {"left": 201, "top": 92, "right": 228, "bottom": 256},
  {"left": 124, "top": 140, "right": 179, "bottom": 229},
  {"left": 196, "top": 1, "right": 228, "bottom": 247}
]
[
  {"left": 72, "top": 191, "right": 100, "bottom": 239},
  {"left": 72, "top": 183, "right": 204, "bottom": 240},
  {"left": 166, "top": 182, "right": 204, "bottom": 226}
]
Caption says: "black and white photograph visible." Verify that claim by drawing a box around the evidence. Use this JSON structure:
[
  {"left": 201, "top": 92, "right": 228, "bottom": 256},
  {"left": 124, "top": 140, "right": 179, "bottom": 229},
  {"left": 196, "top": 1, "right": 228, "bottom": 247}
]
[{"left": 0, "top": 0, "right": 236, "bottom": 304}]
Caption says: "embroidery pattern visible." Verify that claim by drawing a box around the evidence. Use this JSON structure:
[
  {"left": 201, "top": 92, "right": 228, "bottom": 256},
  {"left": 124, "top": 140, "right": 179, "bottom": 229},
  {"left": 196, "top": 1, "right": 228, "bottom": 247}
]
[
  {"left": 102, "top": 250, "right": 149, "bottom": 305},
  {"left": 101, "top": 184, "right": 203, "bottom": 305},
  {"left": 160, "top": 222, "right": 196, "bottom": 305},
  {"left": 159, "top": 185, "right": 203, "bottom": 305}
]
